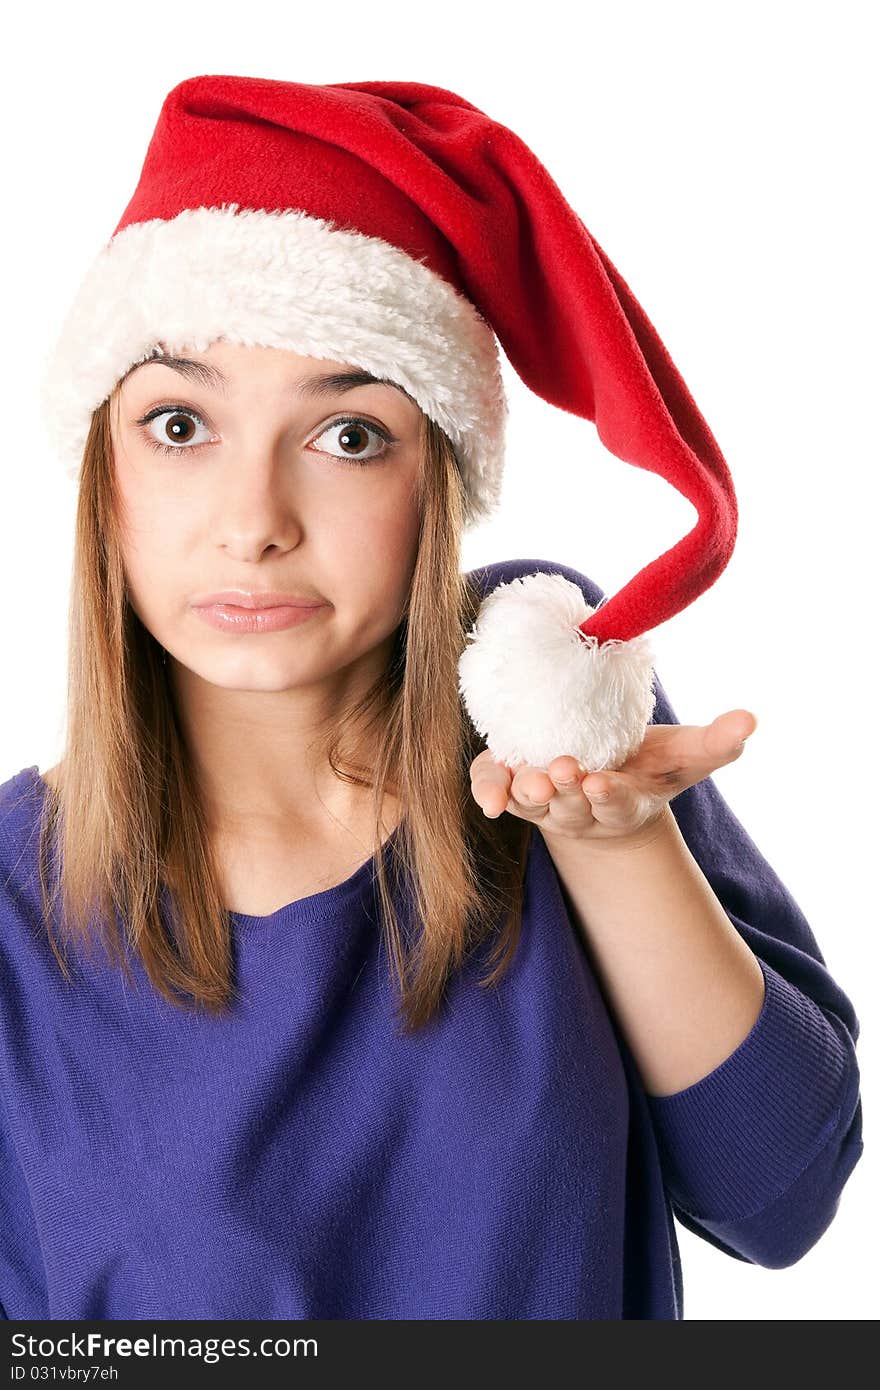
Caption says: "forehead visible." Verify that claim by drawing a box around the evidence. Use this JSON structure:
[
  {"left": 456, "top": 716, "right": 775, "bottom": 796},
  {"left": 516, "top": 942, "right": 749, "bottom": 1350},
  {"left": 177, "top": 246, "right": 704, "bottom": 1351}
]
[{"left": 118, "top": 350, "right": 418, "bottom": 407}]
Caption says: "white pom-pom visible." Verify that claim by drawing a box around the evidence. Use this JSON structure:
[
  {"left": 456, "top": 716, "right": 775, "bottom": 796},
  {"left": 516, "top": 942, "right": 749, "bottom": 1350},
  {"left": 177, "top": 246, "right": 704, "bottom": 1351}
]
[{"left": 457, "top": 571, "right": 657, "bottom": 772}]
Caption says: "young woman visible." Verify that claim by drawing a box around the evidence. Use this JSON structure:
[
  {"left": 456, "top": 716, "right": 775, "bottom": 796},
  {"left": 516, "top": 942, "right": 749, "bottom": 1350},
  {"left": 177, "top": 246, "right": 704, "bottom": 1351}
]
[{"left": 0, "top": 74, "right": 863, "bottom": 1321}]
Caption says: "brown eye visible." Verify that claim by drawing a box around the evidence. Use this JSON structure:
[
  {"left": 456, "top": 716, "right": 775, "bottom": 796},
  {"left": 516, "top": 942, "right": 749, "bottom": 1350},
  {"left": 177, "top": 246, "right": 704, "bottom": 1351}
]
[
  {"left": 310, "top": 417, "right": 393, "bottom": 466},
  {"left": 137, "top": 406, "right": 213, "bottom": 456},
  {"left": 159, "top": 413, "right": 197, "bottom": 444}
]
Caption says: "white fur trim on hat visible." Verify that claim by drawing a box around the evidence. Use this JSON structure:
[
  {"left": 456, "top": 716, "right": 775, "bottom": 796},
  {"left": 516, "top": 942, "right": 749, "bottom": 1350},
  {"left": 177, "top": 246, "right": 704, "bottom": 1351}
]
[
  {"left": 38, "top": 203, "right": 508, "bottom": 528},
  {"left": 458, "top": 571, "right": 657, "bottom": 772}
]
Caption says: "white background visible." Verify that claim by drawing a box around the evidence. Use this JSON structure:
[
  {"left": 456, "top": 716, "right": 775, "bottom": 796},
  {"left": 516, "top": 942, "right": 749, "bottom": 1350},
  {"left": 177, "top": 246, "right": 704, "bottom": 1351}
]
[{"left": 1, "top": 0, "right": 875, "bottom": 1320}]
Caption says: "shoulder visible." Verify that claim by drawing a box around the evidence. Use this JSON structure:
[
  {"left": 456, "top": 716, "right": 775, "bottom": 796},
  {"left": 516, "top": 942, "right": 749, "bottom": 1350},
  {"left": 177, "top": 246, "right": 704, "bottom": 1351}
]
[
  {"left": 0, "top": 765, "right": 43, "bottom": 820},
  {"left": 463, "top": 557, "right": 607, "bottom": 609},
  {"left": 0, "top": 766, "right": 46, "bottom": 881}
]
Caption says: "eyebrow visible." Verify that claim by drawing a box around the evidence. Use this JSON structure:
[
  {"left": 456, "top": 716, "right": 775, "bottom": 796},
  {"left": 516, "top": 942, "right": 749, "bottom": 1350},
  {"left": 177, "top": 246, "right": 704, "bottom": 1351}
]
[{"left": 119, "top": 352, "right": 416, "bottom": 404}]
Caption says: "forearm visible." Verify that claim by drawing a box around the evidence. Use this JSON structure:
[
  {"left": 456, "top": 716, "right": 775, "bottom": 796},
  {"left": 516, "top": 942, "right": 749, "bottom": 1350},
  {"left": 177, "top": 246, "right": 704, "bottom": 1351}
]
[{"left": 541, "top": 803, "right": 766, "bottom": 1097}]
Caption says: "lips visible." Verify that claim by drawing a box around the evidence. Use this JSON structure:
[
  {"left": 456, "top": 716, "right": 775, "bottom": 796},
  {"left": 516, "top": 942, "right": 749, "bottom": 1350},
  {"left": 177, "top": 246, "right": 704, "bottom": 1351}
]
[
  {"left": 192, "top": 590, "right": 326, "bottom": 610},
  {"left": 192, "top": 601, "right": 328, "bottom": 634}
]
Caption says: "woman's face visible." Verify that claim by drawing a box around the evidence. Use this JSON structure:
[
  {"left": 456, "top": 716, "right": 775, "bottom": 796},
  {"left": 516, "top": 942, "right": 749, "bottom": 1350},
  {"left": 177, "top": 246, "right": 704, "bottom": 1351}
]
[{"left": 110, "top": 339, "right": 424, "bottom": 693}]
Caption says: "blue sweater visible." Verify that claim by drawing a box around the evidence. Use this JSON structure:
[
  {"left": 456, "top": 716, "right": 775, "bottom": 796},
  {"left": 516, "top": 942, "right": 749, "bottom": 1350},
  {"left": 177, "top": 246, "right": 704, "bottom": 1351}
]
[{"left": 0, "top": 558, "right": 863, "bottom": 1320}]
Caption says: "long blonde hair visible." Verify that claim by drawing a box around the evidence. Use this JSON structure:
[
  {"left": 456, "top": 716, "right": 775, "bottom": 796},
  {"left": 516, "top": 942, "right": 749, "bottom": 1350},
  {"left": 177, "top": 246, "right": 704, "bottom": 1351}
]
[{"left": 35, "top": 389, "right": 531, "bottom": 1034}]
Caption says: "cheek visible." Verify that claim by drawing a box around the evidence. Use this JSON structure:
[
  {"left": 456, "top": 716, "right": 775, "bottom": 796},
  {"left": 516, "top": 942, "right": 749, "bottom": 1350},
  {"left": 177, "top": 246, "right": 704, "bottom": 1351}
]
[
  {"left": 327, "top": 485, "right": 420, "bottom": 622},
  {"left": 115, "top": 493, "right": 193, "bottom": 607},
  {"left": 335, "top": 480, "right": 419, "bottom": 564}
]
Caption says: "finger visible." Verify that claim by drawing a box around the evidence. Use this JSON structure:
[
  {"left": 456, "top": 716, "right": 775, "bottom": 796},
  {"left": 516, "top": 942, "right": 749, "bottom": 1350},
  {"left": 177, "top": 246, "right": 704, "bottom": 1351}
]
[
  {"left": 581, "top": 771, "right": 651, "bottom": 825},
  {"left": 581, "top": 771, "right": 616, "bottom": 803},
  {"left": 547, "top": 756, "right": 589, "bottom": 796},
  {"left": 647, "top": 710, "right": 758, "bottom": 790},
  {"left": 703, "top": 709, "right": 759, "bottom": 764},
  {"left": 510, "top": 765, "right": 557, "bottom": 811},
  {"left": 470, "top": 751, "right": 514, "bottom": 817}
]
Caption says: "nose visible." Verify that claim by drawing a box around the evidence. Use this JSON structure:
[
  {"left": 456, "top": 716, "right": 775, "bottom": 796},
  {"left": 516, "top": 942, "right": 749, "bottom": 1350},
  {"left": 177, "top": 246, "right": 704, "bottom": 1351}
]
[{"left": 210, "top": 443, "right": 306, "bottom": 559}]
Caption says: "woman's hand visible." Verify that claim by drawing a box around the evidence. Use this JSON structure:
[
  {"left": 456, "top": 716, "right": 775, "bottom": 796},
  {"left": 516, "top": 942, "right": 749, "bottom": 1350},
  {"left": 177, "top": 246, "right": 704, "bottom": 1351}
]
[{"left": 469, "top": 709, "right": 758, "bottom": 845}]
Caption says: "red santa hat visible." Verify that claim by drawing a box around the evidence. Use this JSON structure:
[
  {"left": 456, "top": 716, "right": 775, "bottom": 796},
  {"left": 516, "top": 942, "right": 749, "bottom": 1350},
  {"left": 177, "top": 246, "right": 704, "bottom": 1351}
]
[{"left": 39, "top": 74, "right": 737, "bottom": 774}]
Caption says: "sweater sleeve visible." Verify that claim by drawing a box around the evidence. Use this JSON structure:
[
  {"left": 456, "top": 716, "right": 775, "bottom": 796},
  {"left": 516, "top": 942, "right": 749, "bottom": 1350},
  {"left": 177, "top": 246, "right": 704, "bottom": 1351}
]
[
  {"left": 518, "top": 557, "right": 865, "bottom": 1270},
  {"left": 0, "top": 1078, "right": 45, "bottom": 1318},
  {"left": 642, "top": 672, "right": 864, "bottom": 1269}
]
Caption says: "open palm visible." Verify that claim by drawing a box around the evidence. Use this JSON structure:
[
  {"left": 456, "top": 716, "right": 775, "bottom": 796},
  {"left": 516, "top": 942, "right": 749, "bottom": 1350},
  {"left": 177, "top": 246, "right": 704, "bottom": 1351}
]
[{"left": 470, "top": 709, "right": 758, "bottom": 843}]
